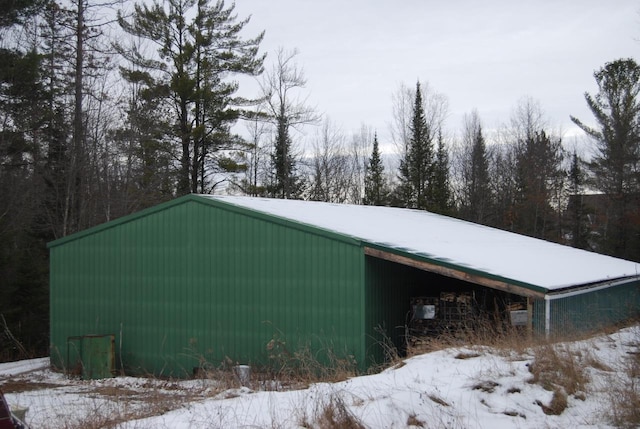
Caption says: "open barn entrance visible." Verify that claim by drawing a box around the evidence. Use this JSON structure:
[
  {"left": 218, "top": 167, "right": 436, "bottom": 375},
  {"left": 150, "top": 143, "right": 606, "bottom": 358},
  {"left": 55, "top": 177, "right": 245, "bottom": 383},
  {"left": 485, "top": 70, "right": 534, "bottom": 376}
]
[
  {"left": 364, "top": 248, "right": 538, "bottom": 357},
  {"left": 406, "top": 282, "right": 528, "bottom": 346}
]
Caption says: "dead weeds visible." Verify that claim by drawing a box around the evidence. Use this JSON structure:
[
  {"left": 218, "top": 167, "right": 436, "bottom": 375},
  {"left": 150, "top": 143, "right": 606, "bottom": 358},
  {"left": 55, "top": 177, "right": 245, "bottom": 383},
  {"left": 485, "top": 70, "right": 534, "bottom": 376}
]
[
  {"left": 472, "top": 380, "right": 500, "bottom": 393},
  {"left": 536, "top": 388, "right": 568, "bottom": 415},
  {"left": 406, "top": 412, "right": 425, "bottom": 427},
  {"left": 605, "top": 331, "right": 640, "bottom": 428},
  {"left": 299, "top": 394, "right": 365, "bottom": 429},
  {"left": 0, "top": 378, "right": 61, "bottom": 393},
  {"left": 428, "top": 394, "right": 450, "bottom": 407},
  {"left": 454, "top": 351, "right": 481, "bottom": 360},
  {"left": 527, "top": 344, "right": 589, "bottom": 396}
]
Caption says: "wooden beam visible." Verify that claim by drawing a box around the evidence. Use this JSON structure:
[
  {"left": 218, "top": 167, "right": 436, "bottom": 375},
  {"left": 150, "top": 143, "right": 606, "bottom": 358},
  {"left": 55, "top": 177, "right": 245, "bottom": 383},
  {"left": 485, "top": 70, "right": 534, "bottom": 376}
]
[{"left": 364, "top": 246, "right": 545, "bottom": 299}]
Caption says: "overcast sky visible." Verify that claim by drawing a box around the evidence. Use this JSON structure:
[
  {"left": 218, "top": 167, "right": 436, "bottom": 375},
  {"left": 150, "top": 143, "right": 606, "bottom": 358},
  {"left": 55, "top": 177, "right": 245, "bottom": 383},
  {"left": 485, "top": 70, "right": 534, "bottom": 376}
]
[{"left": 233, "top": 1, "right": 639, "bottom": 149}]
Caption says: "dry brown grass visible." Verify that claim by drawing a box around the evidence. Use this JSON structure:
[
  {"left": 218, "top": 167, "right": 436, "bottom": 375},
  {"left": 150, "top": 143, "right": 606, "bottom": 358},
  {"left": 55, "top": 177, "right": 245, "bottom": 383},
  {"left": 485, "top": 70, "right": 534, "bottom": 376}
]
[
  {"left": 407, "top": 315, "right": 637, "bottom": 361},
  {"left": 454, "top": 351, "right": 481, "bottom": 360},
  {"left": 527, "top": 344, "right": 589, "bottom": 396},
  {"left": 316, "top": 396, "right": 365, "bottom": 429},
  {"left": 406, "top": 317, "right": 538, "bottom": 358},
  {"left": 192, "top": 357, "right": 243, "bottom": 390},
  {"left": 406, "top": 412, "right": 425, "bottom": 427},
  {"left": 604, "top": 329, "right": 640, "bottom": 428},
  {"left": 536, "top": 388, "right": 568, "bottom": 415},
  {"left": 297, "top": 394, "right": 365, "bottom": 429},
  {"left": 265, "top": 335, "right": 358, "bottom": 386},
  {"left": 45, "top": 385, "right": 201, "bottom": 429},
  {"left": 607, "top": 375, "right": 640, "bottom": 428},
  {"left": 472, "top": 380, "right": 500, "bottom": 393},
  {"left": 427, "top": 394, "right": 450, "bottom": 407}
]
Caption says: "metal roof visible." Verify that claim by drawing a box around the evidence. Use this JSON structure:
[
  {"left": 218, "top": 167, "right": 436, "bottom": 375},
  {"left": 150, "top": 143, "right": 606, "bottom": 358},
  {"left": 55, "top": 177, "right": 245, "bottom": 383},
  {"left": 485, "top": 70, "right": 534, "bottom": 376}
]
[{"left": 203, "top": 195, "right": 640, "bottom": 292}]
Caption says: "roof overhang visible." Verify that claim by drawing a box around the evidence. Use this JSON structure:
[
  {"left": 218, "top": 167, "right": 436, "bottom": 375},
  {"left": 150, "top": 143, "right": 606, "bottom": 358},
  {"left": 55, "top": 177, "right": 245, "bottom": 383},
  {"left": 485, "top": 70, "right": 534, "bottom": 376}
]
[
  {"left": 544, "top": 275, "right": 640, "bottom": 300},
  {"left": 364, "top": 246, "right": 547, "bottom": 299}
]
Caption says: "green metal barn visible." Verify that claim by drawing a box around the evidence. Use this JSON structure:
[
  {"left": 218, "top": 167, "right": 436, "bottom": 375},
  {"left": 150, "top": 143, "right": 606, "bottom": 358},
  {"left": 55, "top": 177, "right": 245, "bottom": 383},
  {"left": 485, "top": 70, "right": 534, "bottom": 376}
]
[{"left": 48, "top": 194, "right": 640, "bottom": 377}]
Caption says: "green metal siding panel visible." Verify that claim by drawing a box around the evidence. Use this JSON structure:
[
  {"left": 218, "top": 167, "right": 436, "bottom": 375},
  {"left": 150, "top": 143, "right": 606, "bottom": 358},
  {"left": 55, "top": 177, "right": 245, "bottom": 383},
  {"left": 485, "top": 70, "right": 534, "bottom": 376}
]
[
  {"left": 528, "top": 283, "right": 640, "bottom": 338},
  {"left": 546, "top": 281, "right": 640, "bottom": 335},
  {"left": 50, "top": 199, "right": 365, "bottom": 377}
]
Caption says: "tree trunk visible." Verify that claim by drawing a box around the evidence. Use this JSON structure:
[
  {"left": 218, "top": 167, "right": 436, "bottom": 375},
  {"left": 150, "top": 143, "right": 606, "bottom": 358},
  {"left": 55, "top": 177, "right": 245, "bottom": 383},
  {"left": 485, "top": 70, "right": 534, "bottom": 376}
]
[{"left": 71, "top": 0, "right": 85, "bottom": 234}]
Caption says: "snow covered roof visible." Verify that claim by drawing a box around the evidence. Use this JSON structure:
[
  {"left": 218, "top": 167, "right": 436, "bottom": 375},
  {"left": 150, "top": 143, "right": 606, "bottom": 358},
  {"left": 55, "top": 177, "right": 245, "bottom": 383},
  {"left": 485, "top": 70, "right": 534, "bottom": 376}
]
[{"left": 203, "top": 195, "right": 640, "bottom": 292}]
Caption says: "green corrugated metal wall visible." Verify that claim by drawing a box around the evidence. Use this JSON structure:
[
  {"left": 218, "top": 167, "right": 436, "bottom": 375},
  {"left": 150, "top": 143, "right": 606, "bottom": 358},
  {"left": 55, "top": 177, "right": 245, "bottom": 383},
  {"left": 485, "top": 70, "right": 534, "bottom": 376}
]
[
  {"left": 532, "top": 281, "right": 640, "bottom": 336},
  {"left": 50, "top": 196, "right": 366, "bottom": 377}
]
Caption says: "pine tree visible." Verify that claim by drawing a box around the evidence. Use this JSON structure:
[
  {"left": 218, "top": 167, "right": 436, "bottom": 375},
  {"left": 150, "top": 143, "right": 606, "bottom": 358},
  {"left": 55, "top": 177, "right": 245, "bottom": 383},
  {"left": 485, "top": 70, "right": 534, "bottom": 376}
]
[
  {"left": 117, "top": 0, "right": 265, "bottom": 195},
  {"left": 363, "top": 133, "right": 388, "bottom": 205},
  {"left": 396, "top": 82, "right": 434, "bottom": 209},
  {"left": 0, "top": 0, "right": 43, "bottom": 27},
  {"left": 0, "top": 0, "right": 51, "bottom": 360},
  {"left": 110, "top": 79, "right": 176, "bottom": 210},
  {"left": 571, "top": 58, "right": 640, "bottom": 260},
  {"left": 466, "top": 122, "right": 492, "bottom": 223},
  {"left": 430, "top": 132, "right": 451, "bottom": 214},
  {"left": 271, "top": 115, "right": 301, "bottom": 198},
  {"left": 513, "top": 130, "right": 564, "bottom": 240},
  {"left": 567, "top": 151, "right": 590, "bottom": 249}
]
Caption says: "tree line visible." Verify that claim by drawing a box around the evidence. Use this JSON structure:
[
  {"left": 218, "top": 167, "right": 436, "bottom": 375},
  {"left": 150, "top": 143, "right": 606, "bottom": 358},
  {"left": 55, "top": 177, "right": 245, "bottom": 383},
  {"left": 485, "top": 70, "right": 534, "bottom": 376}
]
[{"left": 1, "top": 0, "right": 639, "bottom": 360}]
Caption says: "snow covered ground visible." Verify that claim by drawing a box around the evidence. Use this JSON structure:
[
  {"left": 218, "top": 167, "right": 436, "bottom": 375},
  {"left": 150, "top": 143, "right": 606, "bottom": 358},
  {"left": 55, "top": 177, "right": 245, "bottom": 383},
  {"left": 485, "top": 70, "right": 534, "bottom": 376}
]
[{"left": 2, "top": 326, "right": 639, "bottom": 428}]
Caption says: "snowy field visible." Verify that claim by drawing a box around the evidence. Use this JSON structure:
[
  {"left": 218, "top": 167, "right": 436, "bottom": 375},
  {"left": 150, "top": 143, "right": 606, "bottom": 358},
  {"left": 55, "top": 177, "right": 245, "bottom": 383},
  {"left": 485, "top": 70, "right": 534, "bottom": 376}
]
[{"left": 1, "top": 326, "right": 639, "bottom": 428}]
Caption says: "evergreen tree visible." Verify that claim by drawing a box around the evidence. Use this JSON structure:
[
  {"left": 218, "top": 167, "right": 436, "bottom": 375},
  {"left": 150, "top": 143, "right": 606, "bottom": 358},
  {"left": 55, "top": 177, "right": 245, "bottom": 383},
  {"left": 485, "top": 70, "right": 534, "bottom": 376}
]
[
  {"left": 430, "top": 131, "right": 452, "bottom": 214},
  {"left": 567, "top": 151, "right": 590, "bottom": 250},
  {"left": 110, "top": 78, "right": 176, "bottom": 211},
  {"left": 491, "top": 147, "right": 518, "bottom": 231},
  {"left": 396, "top": 82, "right": 434, "bottom": 209},
  {"left": 271, "top": 115, "right": 302, "bottom": 198},
  {"left": 0, "top": 0, "right": 50, "bottom": 360},
  {"left": 395, "top": 154, "right": 412, "bottom": 207},
  {"left": 465, "top": 122, "right": 492, "bottom": 223},
  {"left": 0, "top": 0, "right": 43, "bottom": 27},
  {"left": 363, "top": 133, "right": 388, "bottom": 205},
  {"left": 513, "top": 130, "right": 564, "bottom": 240},
  {"left": 117, "top": 0, "right": 265, "bottom": 195},
  {"left": 571, "top": 58, "right": 640, "bottom": 260}
]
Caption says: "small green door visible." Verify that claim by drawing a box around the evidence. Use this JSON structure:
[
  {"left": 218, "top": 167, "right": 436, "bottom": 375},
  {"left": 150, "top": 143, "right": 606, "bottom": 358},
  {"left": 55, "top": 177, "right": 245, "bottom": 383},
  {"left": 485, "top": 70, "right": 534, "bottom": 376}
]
[{"left": 81, "top": 334, "right": 115, "bottom": 380}]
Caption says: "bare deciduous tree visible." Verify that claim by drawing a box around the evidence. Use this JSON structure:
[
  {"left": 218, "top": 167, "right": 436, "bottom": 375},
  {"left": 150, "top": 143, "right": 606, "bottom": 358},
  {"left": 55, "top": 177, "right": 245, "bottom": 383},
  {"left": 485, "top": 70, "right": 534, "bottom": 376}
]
[
  {"left": 259, "top": 47, "right": 319, "bottom": 199},
  {"left": 348, "top": 124, "right": 375, "bottom": 204},
  {"left": 308, "top": 118, "right": 353, "bottom": 203}
]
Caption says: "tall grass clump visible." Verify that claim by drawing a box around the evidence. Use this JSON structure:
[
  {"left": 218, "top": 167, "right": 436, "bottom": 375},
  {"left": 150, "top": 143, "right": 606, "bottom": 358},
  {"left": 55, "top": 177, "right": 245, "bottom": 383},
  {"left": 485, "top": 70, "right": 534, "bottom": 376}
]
[
  {"left": 605, "top": 328, "right": 640, "bottom": 428},
  {"left": 265, "top": 334, "right": 358, "bottom": 386},
  {"left": 527, "top": 344, "right": 589, "bottom": 396},
  {"left": 298, "top": 394, "right": 365, "bottom": 429},
  {"left": 406, "top": 315, "right": 537, "bottom": 357}
]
